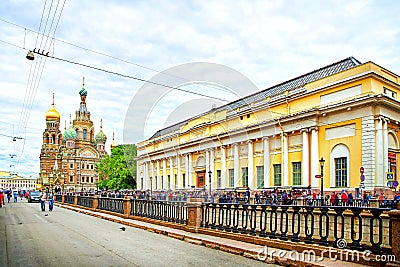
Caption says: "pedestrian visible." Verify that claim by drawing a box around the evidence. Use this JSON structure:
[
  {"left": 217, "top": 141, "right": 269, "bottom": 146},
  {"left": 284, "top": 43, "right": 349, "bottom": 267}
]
[
  {"left": 6, "top": 190, "right": 11, "bottom": 203},
  {"left": 348, "top": 192, "right": 354, "bottom": 206},
  {"left": 0, "top": 189, "right": 4, "bottom": 207},
  {"left": 13, "top": 190, "right": 18, "bottom": 202},
  {"left": 48, "top": 191, "right": 54, "bottom": 212},
  {"left": 39, "top": 189, "right": 47, "bottom": 212}
]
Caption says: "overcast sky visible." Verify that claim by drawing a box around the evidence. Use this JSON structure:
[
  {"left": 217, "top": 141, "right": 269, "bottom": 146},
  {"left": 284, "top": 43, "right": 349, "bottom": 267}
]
[{"left": 0, "top": 0, "right": 399, "bottom": 178}]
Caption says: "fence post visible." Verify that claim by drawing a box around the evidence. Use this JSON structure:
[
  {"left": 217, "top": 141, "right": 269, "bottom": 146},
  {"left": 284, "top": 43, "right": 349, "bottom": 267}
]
[
  {"left": 74, "top": 195, "right": 78, "bottom": 206},
  {"left": 92, "top": 195, "right": 98, "bottom": 210},
  {"left": 187, "top": 202, "right": 202, "bottom": 233},
  {"left": 61, "top": 194, "right": 65, "bottom": 203},
  {"left": 387, "top": 210, "right": 400, "bottom": 267},
  {"left": 123, "top": 195, "right": 132, "bottom": 218}
]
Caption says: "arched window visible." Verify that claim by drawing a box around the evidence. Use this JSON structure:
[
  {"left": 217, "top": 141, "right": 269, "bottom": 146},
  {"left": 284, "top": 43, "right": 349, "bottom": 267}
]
[
  {"left": 330, "top": 144, "right": 350, "bottom": 188},
  {"left": 83, "top": 129, "right": 87, "bottom": 140}
]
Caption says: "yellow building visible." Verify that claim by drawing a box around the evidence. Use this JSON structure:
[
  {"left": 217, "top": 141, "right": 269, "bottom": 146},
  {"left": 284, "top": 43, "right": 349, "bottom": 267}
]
[
  {"left": 136, "top": 57, "right": 400, "bottom": 195},
  {"left": 0, "top": 170, "right": 37, "bottom": 191}
]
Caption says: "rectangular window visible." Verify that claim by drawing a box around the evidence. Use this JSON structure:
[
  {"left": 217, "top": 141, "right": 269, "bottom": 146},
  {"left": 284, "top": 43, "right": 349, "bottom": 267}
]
[
  {"left": 91, "top": 165, "right": 94, "bottom": 170},
  {"left": 384, "top": 87, "right": 397, "bottom": 99},
  {"left": 167, "top": 175, "right": 171, "bottom": 189},
  {"left": 69, "top": 175, "right": 73, "bottom": 183},
  {"left": 292, "top": 162, "right": 301, "bottom": 186},
  {"left": 335, "top": 157, "right": 347, "bottom": 187},
  {"left": 216, "top": 170, "right": 221, "bottom": 188},
  {"left": 70, "top": 163, "right": 73, "bottom": 169},
  {"left": 242, "top": 167, "right": 248, "bottom": 187},
  {"left": 182, "top": 174, "right": 185, "bottom": 188},
  {"left": 256, "top": 166, "right": 264, "bottom": 189},
  {"left": 273, "top": 164, "right": 282, "bottom": 186},
  {"left": 91, "top": 177, "right": 94, "bottom": 183},
  {"left": 228, "top": 169, "right": 234, "bottom": 188}
]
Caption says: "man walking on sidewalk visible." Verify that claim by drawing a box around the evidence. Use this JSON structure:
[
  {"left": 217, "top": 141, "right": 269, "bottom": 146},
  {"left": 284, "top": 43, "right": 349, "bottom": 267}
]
[{"left": 39, "top": 189, "right": 47, "bottom": 211}]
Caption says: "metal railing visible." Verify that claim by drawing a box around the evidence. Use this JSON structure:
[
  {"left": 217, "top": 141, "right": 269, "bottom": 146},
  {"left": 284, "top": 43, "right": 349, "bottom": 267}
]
[
  {"left": 201, "top": 203, "right": 391, "bottom": 254},
  {"left": 55, "top": 194, "right": 62, "bottom": 202},
  {"left": 64, "top": 195, "right": 75, "bottom": 204},
  {"left": 130, "top": 199, "right": 187, "bottom": 225},
  {"left": 77, "top": 196, "right": 93, "bottom": 208},
  {"left": 98, "top": 197, "right": 124, "bottom": 214}
]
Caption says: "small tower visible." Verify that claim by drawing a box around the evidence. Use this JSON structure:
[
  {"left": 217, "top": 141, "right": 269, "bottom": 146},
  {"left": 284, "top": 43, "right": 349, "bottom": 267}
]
[
  {"left": 63, "top": 114, "right": 77, "bottom": 149},
  {"left": 110, "top": 132, "right": 117, "bottom": 150},
  {"left": 95, "top": 118, "right": 107, "bottom": 156}
]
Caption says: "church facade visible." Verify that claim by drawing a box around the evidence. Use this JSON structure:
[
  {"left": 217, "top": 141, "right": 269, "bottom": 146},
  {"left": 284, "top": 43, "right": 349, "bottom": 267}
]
[
  {"left": 136, "top": 57, "right": 400, "bottom": 196},
  {"left": 38, "top": 80, "right": 108, "bottom": 192}
]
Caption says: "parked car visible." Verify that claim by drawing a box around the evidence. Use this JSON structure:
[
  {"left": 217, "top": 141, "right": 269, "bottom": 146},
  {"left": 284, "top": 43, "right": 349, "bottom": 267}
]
[{"left": 28, "top": 191, "right": 41, "bottom": 203}]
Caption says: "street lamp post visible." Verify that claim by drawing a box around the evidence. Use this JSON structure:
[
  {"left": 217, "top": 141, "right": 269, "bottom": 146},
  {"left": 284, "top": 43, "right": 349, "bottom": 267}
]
[
  {"left": 208, "top": 170, "right": 212, "bottom": 201},
  {"left": 319, "top": 157, "right": 325, "bottom": 203}
]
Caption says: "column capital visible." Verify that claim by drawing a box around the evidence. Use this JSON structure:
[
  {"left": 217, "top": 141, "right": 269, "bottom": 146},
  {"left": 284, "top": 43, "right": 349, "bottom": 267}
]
[
  {"left": 300, "top": 128, "right": 309, "bottom": 133},
  {"left": 246, "top": 140, "right": 253, "bottom": 144},
  {"left": 262, "top": 136, "right": 269, "bottom": 141},
  {"left": 310, "top": 126, "right": 319, "bottom": 132},
  {"left": 232, "top": 142, "right": 239, "bottom": 147}
]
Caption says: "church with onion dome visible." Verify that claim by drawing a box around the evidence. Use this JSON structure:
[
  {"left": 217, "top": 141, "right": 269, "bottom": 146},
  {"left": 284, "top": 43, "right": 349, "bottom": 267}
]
[{"left": 38, "top": 78, "right": 110, "bottom": 192}]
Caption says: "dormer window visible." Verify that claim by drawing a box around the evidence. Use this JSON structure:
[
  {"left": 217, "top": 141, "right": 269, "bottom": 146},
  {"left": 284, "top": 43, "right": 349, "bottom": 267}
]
[{"left": 384, "top": 87, "right": 397, "bottom": 99}]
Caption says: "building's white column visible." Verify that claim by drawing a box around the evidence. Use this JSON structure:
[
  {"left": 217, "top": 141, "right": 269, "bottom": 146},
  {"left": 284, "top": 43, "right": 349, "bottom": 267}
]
[
  {"left": 233, "top": 143, "right": 239, "bottom": 187},
  {"left": 162, "top": 159, "right": 167, "bottom": 189},
  {"left": 282, "top": 133, "right": 289, "bottom": 186},
  {"left": 247, "top": 140, "right": 254, "bottom": 189},
  {"left": 311, "top": 127, "right": 319, "bottom": 188},
  {"left": 206, "top": 150, "right": 210, "bottom": 183},
  {"left": 383, "top": 119, "right": 389, "bottom": 185},
  {"left": 144, "top": 162, "right": 148, "bottom": 189},
  {"left": 376, "top": 118, "right": 384, "bottom": 186},
  {"left": 263, "top": 137, "right": 270, "bottom": 188},
  {"left": 137, "top": 160, "right": 141, "bottom": 189},
  {"left": 221, "top": 146, "right": 227, "bottom": 188},
  {"left": 210, "top": 149, "right": 215, "bottom": 188},
  {"left": 169, "top": 157, "right": 174, "bottom": 189},
  {"left": 301, "top": 129, "right": 310, "bottom": 186},
  {"left": 150, "top": 161, "right": 154, "bottom": 190},
  {"left": 184, "top": 154, "right": 189, "bottom": 188},
  {"left": 188, "top": 153, "right": 193, "bottom": 188},
  {"left": 156, "top": 160, "right": 161, "bottom": 190},
  {"left": 177, "top": 154, "right": 181, "bottom": 189}
]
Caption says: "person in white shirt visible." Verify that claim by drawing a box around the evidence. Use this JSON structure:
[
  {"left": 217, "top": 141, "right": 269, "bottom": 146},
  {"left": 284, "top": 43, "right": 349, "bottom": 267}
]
[{"left": 39, "top": 189, "right": 47, "bottom": 211}]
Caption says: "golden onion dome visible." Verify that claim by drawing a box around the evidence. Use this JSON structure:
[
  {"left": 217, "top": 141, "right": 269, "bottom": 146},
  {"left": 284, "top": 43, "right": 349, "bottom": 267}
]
[{"left": 46, "top": 104, "right": 60, "bottom": 121}]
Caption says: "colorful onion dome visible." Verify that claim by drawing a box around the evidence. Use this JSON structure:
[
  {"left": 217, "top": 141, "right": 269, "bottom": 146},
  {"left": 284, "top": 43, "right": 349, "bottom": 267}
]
[
  {"left": 46, "top": 104, "right": 60, "bottom": 121},
  {"left": 79, "top": 87, "right": 87, "bottom": 96},
  {"left": 63, "top": 125, "right": 77, "bottom": 140},
  {"left": 95, "top": 130, "right": 107, "bottom": 143},
  {"left": 46, "top": 93, "right": 60, "bottom": 121}
]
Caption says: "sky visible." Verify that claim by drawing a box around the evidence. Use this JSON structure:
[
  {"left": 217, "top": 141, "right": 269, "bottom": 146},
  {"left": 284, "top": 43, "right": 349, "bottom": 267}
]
[{"left": 0, "top": 0, "right": 399, "bottom": 178}]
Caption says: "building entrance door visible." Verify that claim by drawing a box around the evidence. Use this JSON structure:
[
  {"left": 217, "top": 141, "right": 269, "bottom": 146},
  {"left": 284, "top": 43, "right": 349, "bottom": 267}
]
[{"left": 196, "top": 171, "right": 206, "bottom": 188}]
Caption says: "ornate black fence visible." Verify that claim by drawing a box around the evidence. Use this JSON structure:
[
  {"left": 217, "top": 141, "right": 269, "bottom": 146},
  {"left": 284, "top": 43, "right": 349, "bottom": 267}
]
[
  {"left": 77, "top": 196, "right": 93, "bottom": 208},
  {"left": 55, "top": 194, "right": 62, "bottom": 202},
  {"left": 201, "top": 203, "right": 391, "bottom": 254},
  {"left": 64, "top": 195, "right": 75, "bottom": 204},
  {"left": 98, "top": 197, "right": 124, "bottom": 214},
  {"left": 130, "top": 199, "right": 187, "bottom": 225}
]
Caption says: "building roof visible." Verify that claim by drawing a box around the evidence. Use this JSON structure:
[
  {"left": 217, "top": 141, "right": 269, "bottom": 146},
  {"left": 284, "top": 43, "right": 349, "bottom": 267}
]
[{"left": 148, "top": 57, "right": 361, "bottom": 140}]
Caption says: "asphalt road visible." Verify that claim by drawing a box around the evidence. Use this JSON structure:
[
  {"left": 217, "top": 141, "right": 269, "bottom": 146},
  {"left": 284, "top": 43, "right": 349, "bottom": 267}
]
[{"left": 0, "top": 200, "right": 275, "bottom": 267}]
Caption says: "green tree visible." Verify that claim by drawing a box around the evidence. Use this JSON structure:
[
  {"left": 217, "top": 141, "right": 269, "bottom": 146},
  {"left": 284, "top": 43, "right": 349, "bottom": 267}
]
[{"left": 95, "top": 144, "right": 137, "bottom": 190}]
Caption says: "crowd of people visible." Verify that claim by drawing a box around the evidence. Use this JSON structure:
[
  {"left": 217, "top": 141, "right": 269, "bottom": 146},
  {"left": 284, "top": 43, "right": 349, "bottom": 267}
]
[
  {"left": 0, "top": 188, "right": 54, "bottom": 211},
  {"left": 57, "top": 187, "right": 400, "bottom": 208}
]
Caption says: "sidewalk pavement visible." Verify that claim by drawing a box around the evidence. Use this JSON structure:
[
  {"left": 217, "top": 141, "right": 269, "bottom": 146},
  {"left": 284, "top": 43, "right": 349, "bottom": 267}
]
[{"left": 55, "top": 203, "right": 366, "bottom": 267}]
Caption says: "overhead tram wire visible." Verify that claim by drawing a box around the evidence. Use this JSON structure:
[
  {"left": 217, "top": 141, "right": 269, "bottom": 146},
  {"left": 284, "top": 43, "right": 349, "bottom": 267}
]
[
  {"left": 13, "top": 0, "right": 67, "bottom": 167},
  {"left": 0, "top": 17, "right": 235, "bottom": 95}
]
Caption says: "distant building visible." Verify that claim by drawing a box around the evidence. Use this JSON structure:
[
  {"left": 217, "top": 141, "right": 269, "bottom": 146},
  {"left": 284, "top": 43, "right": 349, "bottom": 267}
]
[
  {"left": 38, "top": 78, "right": 108, "bottom": 192},
  {"left": 0, "top": 170, "right": 37, "bottom": 191},
  {"left": 136, "top": 57, "right": 400, "bottom": 195}
]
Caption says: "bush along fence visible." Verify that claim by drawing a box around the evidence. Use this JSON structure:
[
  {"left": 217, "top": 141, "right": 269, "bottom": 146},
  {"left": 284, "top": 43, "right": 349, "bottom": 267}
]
[{"left": 55, "top": 195, "right": 400, "bottom": 266}]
